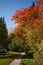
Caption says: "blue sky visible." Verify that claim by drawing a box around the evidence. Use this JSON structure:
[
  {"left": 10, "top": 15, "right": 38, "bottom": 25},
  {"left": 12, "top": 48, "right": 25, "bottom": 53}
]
[{"left": 0, "top": 0, "right": 36, "bottom": 31}]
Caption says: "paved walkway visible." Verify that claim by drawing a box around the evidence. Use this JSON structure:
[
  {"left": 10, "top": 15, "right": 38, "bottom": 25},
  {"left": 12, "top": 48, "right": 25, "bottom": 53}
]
[{"left": 10, "top": 53, "right": 25, "bottom": 65}]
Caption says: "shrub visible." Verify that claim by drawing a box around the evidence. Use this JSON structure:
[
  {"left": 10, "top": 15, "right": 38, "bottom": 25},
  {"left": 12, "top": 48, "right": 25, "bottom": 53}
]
[
  {"left": 20, "top": 59, "right": 34, "bottom": 65},
  {"left": 0, "top": 49, "right": 7, "bottom": 55},
  {"left": 33, "top": 52, "right": 43, "bottom": 65}
]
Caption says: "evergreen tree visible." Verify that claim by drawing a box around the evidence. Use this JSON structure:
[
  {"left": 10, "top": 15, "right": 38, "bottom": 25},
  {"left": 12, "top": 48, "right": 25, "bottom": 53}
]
[
  {"left": 31, "top": 2, "right": 35, "bottom": 8},
  {"left": 0, "top": 17, "right": 8, "bottom": 48}
]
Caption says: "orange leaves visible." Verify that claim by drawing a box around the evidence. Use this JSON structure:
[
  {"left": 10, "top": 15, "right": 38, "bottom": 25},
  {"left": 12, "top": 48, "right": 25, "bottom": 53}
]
[
  {"left": 11, "top": 4, "right": 39, "bottom": 38},
  {"left": 37, "top": 0, "right": 43, "bottom": 4},
  {"left": 32, "top": 6, "right": 39, "bottom": 12},
  {"left": 12, "top": 5, "right": 39, "bottom": 26},
  {"left": 18, "top": 21, "right": 24, "bottom": 26},
  {"left": 15, "top": 27, "right": 23, "bottom": 37}
]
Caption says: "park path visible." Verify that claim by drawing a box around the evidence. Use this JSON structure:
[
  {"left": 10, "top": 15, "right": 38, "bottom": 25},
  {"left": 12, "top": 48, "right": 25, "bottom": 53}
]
[{"left": 10, "top": 53, "right": 25, "bottom": 65}]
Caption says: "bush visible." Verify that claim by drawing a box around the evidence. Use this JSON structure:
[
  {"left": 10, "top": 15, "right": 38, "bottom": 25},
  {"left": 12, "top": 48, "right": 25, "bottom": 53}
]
[
  {"left": 25, "top": 30, "right": 41, "bottom": 53},
  {"left": 0, "top": 49, "right": 7, "bottom": 55},
  {"left": 20, "top": 59, "right": 34, "bottom": 65},
  {"left": 20, "top": 51, "right": 43, "bottom": 65},
  {"left": 33, "top": 52, "right": 43, "bottom": 65}
]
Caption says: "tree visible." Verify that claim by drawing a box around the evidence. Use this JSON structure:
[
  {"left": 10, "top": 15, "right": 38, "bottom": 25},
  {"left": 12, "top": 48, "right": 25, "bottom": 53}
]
[
  {"left": 11, "top": 1, "right": 43, "bottom": 53},
  {"left": 31, "top": 2, "right": 35, "bottom": 7},
  {"left": 0, "top": 17, "right": 8, "bottom": 48}
]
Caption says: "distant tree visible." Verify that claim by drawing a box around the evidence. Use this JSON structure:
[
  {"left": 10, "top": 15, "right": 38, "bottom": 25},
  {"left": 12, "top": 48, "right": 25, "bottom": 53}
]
[
  {"left": 0, "top": 17, "right": 8, "bottom": 48},
  {"left": 31, "top": 2, "right": 35, "bottom": 7},
  {"left": 8, "top": 32, "right": 25, "bottom": 52}
]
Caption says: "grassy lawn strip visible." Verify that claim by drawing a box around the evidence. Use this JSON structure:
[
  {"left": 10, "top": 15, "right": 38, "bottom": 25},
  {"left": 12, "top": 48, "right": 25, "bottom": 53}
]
[{"left": 0, "top": 51, "right": 20, "bottom": 65}]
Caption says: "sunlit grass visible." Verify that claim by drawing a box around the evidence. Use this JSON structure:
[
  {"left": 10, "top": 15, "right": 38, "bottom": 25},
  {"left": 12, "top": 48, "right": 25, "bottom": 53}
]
[{"left": 0, "top": 51, "right": 20, "bottom": 65}]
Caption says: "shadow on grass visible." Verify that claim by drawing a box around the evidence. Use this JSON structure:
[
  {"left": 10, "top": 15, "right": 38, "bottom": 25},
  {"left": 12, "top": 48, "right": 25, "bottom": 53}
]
[
  {"left": 0, "top": 54, "right": 20, "bottom": 59},
  {"left": 0, "top": 53, "right": 33, "bottom": 59},
  {"left": 22, "top": 53, "right": 33, "bottom": 59}
]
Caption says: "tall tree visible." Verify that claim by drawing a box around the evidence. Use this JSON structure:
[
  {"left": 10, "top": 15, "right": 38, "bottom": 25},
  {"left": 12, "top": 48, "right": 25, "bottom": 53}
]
[
  {"left": 0, "top": 17, "right": 8, "bottom": 48},
  {"left": 11, "top": 1, "right": 43, "bottom": 53}
]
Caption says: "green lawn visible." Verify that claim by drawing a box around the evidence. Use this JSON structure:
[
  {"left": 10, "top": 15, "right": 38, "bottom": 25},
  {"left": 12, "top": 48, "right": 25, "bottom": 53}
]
[{"left": 0, "top": 51, "right": 20, "bottom": 65}]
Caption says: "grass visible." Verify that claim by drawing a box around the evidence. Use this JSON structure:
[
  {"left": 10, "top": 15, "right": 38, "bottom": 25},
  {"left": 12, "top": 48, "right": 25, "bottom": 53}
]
[{"left": 0, "top": 51, "right": 20, "bottom": 65}]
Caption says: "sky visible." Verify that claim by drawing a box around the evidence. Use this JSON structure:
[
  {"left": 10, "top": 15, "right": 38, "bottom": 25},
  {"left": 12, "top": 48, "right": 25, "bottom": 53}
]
[{"left": 0, "top": 0, "right": 36, "bottom": 31}]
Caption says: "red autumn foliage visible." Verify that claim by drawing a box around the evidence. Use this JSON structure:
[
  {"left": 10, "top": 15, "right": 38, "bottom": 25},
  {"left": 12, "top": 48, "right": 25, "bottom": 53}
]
[
  {"left": 32, "top": 6, "right": 39, "bottom": 12},
  {"left": 15, "top": 27, "right": 23, "bottom": 37},
  {"left": 12, "top": 5, "right": 39, "bottom": 26},
  {"left": 37, "top": 0, "right": 43, "bottom": 4},
  {"left": 12, "top": 5, "right": 40, "bottom": 37}
]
